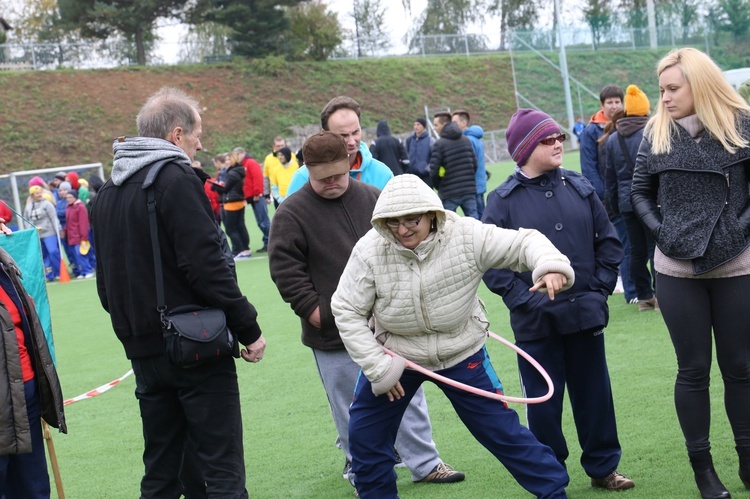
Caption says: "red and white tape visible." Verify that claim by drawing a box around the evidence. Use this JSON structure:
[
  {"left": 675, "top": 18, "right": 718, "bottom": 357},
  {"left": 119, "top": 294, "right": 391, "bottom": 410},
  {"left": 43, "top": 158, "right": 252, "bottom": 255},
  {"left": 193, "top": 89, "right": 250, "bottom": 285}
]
[{"left": 63, "top": 369, "right": 133, "bottom": 406}]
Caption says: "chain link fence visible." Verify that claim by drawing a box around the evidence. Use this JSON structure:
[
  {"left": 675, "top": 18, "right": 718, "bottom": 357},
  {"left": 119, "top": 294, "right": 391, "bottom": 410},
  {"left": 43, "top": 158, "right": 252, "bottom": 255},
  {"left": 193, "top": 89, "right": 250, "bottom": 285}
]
[{"left": 0, "top": 24, "right": 721, "bottom": 70}]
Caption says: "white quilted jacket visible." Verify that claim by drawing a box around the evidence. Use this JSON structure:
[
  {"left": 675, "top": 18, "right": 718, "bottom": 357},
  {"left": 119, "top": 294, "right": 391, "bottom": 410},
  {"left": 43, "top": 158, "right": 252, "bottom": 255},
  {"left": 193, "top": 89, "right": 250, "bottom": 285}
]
[{"left": 331, "top": 174, "right": 574, "bottom": 395}]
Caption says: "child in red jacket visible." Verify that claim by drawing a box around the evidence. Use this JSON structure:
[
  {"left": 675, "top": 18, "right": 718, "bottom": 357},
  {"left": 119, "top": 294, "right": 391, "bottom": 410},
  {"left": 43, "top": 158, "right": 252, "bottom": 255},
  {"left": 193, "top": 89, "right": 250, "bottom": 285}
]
[{"left": 64, "top": 190, "right": 94, "bottom": 278}]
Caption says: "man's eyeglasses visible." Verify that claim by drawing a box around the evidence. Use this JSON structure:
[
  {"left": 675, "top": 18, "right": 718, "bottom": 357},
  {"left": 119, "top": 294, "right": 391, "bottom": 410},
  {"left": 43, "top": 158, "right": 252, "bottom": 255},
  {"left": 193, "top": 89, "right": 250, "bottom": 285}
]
[
  {"left": 538, "top": 134, "right": 567, "bottom": 146},
  {"left": 385, "top": 214, "right": 423, "bottom": 229}
]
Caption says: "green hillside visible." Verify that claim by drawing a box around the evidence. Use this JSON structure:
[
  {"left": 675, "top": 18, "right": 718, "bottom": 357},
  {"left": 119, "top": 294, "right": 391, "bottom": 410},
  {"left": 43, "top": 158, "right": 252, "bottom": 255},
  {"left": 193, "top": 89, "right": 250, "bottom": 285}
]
[{"left": 0, "top": 48, "right": 675, "bottom": 173}]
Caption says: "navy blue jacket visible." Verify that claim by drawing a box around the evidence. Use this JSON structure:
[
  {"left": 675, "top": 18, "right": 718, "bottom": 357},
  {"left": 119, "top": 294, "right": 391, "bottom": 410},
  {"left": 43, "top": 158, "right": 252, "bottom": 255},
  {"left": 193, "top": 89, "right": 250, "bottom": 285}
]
[
  {"left": 482, "top": 168, "right": 623, "bottom": 341},
  {"left": 603, "top": 116, "right": 648, "bottom": 214}
]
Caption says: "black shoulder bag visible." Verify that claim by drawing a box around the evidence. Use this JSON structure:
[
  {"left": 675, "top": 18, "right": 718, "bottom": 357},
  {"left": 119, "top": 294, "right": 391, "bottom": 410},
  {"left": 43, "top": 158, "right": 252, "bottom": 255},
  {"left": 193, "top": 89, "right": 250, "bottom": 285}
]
[{"left": 144, "top": 162, "right": 238, "bottom": 367}]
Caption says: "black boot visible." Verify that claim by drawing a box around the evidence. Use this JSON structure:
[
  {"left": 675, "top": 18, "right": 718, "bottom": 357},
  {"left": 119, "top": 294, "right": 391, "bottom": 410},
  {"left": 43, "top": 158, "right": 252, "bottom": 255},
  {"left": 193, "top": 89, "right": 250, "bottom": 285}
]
[
  {"left": 689, "top": 451, "right": 731, "bottom": 499},
  {"left": 738, "top": 446, "right": 750, "bottom": 489}
]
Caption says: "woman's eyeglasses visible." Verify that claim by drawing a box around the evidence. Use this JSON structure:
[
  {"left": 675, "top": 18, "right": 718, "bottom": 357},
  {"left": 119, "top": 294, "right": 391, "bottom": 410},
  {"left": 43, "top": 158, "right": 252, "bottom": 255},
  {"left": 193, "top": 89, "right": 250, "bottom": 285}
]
[
  {"left": 385, "top": 214, "right": 423, "bottom": 229},
  {"left": 538, "top": 134, "right": 567, "bottom": 146}
]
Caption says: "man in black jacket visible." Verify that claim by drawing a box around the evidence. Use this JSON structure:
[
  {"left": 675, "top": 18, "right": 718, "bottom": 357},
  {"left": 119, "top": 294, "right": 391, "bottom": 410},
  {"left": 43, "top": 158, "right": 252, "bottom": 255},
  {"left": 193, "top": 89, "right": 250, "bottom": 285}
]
[
  {"left": 91, "top": 87, "right": 265, "bottom": 498},
  {"left": 429, "top": 121, "right": 478, "bottom": 218},
  {"left": 370, "top": 119, "right": 409, "bottom": 175}
]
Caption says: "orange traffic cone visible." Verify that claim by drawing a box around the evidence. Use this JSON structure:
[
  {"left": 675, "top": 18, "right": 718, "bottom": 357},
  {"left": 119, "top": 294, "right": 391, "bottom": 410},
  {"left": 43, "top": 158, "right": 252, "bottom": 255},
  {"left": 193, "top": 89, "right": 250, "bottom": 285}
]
[{"left": 59, "top": 258, "right": 70, "bottom": 283}]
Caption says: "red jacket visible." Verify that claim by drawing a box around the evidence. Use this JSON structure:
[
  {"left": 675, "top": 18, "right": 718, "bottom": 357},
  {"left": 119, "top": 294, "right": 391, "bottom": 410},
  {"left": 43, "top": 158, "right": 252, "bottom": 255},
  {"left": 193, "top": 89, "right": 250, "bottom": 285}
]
[
  {"left": 64, "top": 200, "right": 89, "bottom": 245},
  {"left": 241, "top": 155, "right": 264, "bottom": 198},
  {"left": 204, "top": 176, "right": 221, "bottom": 216}
]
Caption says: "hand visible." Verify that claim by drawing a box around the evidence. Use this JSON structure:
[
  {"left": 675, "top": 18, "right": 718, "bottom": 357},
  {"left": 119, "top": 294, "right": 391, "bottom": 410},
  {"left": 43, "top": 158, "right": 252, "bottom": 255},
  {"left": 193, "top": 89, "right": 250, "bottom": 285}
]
[
  {"left": 529, "top": 272, "right": 568, "bottom": 301},
  {"left": 307, "top": 307, "right": 321, "bottom": 329},
  {"left": 240, "top": 334, "right": 266, "bottom": 363},
  {"left": 252, "top": 195, "right": 260, "bottom": 202},
  {"left": 383, "top": 381, "right": 405, "bottom": 402},
  {"left": 0, "top": 219, "right": 10, "bottom": 236}
]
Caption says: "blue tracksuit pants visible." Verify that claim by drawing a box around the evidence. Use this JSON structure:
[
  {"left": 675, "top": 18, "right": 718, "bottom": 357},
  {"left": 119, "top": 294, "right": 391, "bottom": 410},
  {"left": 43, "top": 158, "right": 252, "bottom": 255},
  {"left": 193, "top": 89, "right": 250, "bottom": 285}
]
[{"left": 349, "top": 346, "right": 569, "bottom": 498}]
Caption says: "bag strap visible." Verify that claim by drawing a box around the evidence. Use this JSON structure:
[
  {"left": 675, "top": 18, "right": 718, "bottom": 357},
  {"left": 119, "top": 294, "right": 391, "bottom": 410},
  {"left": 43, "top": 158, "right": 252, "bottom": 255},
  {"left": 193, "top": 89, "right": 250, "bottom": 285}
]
[
  {"left": 143, "top": 161, "right": 171, "bottom": 320},
  {"left": 617, "top": 133, "right": 635, "bottom": 171}
]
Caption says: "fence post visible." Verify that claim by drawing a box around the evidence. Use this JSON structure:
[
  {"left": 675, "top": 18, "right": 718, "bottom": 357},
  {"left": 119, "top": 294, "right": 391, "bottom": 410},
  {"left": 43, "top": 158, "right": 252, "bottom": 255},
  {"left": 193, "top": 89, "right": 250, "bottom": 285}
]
[{"left": 465, "top": 34, "right": 470, "bottom": 56}]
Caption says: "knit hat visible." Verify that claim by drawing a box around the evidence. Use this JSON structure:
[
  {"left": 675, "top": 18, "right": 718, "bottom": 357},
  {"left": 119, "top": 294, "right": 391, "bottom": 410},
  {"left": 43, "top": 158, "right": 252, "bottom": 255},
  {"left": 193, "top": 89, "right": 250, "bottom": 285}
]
[
  {"left": 58, "top": 181, "right": 72, "bottom": 191},
  {"left": 29, "top": 186, "right": 42, "bottom": 195},
  {"left": 505, "top": 109, "right": 561, "bottom": 167},
  {"left": 68, "top": 189, "right": 78, "bottom": 199},
  {"left": 54, "top": 172, "right": 67, "bottom": 180},
  {"left": 415, "top": 117, "right": 427, "bottom": 128},
  {"left": 302, "top": 131, "right": 350, "bottom": 181},
  {"left": 624, "top": 84, "right": 650, "bottom": 117},
  {"left": 29, "top": 176, "right": 46, "bottom": 188}
]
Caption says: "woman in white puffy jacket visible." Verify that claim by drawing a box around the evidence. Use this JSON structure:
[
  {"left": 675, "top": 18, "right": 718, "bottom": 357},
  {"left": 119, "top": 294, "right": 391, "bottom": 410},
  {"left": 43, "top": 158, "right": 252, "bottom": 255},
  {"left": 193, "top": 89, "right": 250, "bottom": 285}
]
[{"left": 331, "top": 174, "right": 575, "bottom": 499}]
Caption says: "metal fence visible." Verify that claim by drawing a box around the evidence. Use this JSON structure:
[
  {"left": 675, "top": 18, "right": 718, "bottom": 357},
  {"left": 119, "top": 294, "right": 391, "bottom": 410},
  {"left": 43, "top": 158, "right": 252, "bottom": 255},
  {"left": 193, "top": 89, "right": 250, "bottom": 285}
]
[{"left": 0, "top": 24, "right": 719, "bottom": 71}]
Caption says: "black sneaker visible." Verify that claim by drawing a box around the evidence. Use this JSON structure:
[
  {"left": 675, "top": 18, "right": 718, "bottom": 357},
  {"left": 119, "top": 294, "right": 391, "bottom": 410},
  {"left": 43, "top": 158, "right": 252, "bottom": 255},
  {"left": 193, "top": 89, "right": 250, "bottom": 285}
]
[{"left": 256, "top": 245, "right": 268, "bottom": 253}]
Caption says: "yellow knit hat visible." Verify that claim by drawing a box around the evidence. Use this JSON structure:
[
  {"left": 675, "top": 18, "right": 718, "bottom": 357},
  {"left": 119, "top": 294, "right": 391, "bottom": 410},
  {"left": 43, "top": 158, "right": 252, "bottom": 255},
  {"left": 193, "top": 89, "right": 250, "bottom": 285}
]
[{"left": 624, "top": 84, "right": 650, "bottom": 117}]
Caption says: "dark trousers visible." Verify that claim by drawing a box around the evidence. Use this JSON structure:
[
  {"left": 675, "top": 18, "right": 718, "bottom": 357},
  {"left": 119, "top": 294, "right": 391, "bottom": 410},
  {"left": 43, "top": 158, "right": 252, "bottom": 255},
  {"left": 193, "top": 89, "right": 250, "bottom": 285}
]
[
  {"left": 612, "top": 215, "right": 636, "bottom": 301},
  {"left": 247, "top": 198, "right": 270, "bottom": 247},
  {"left": 657, "top": 273, "right": 750, "bottom": 453},
  {"left": 131, "top": 355, "right": 247, "bottom": 499},
  {"left": 349, "top": 347, "right": 569, "bottom": 499},
  {"left": 518, "top": 331, "right": 622, "bottom": 479},
  {"left": 622, "top": 212, "right": 655, "bottom": 300},
  {"left": 222, "top": 208, "right": 249, "bottom": 255},
  {"left": 0, "top": 379, "right": 51, "bottom": 499}
]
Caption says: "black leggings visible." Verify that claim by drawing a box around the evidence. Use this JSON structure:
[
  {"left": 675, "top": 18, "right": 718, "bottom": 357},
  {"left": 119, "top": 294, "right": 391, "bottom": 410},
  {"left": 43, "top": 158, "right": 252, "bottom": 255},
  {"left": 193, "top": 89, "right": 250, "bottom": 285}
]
[
  {"left": 657, "top": 273, "right": 750, "bottom": 453},
  {"left": 222, "top": 208, "right": 249, "bottom": 255}
]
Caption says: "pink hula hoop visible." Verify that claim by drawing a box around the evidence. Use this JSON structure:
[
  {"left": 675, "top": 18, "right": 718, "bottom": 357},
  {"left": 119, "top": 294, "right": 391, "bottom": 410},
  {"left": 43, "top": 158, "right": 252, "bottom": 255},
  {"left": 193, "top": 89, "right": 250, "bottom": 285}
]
[{"left": 383, "top": 331, "right": 554, "bottom": 405}]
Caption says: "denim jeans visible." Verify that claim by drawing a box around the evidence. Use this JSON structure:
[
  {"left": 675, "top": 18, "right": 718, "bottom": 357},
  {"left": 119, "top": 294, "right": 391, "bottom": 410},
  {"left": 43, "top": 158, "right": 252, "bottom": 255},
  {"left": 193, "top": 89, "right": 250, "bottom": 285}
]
[
  {"left": 442, "top": 194, "right": 478, "bottom": 219},
  {"left": 247, "top": 198, "right": 271, "bottom": 247}
]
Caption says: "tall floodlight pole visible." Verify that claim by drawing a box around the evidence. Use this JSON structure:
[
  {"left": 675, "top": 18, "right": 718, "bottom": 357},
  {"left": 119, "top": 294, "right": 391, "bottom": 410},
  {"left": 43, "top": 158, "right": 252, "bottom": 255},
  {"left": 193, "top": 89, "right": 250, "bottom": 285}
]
[
  {"left": 647, "top": 0, "right": 657, "bottom": 49},
  {"left": 555, "top": 0, "right": 576, "bottom": 148}
]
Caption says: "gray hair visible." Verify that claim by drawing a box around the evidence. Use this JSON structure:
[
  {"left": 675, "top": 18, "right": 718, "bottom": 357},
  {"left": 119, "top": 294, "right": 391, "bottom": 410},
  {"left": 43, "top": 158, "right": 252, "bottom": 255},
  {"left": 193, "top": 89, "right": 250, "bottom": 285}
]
[{"left": 137, "top": 87, "right": 200, "bottom": 139}]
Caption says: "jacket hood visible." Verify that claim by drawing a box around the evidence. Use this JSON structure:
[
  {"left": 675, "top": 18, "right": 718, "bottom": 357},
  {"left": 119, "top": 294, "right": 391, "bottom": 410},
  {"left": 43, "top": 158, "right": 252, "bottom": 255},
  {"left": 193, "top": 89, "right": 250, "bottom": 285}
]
[
  {"left": 111, "top": 136, "right": 192, "bottom": 186},
  {"left": 616, "top": 116, "right": 648, "bottom": 137},
  {"left": 464, "top": 124, "right": 484, "bottom": 139},
  {"left": 589, "top": 109, "right": 609, "bottom": 125},
  {"left": 376, "top": 120, "right": 392, "bottom": 137},
  {"left": 88, "top": 175, "right": 104, "bottom": 192},
  {"left": 66, "top": 171, "right": 80, "bottom": 190},
  {"left": 440, "top": 121, "right": 463, "bottom": 140},
  {"left": 371, "top": 174, "right": 446, "bottom": 240}
]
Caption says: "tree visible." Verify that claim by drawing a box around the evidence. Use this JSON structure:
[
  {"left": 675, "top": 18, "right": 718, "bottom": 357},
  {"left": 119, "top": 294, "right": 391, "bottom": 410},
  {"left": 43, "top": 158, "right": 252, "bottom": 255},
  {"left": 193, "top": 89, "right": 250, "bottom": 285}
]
[
  {"left": 672, "top": 0, "right": 699, "bottom": 43},
  {"left": 351, "top": 0, "right": 390, "bottom": 57},
  {"left": 621, "top": 0, "right": 649, "bottom": 47},
  {"left": 190, "top": 0, "right": 305, "bottom": 58},
  {"left": 407, "top": 0, "right": 487, "bottom": 54},
  {"left": 285, "top": 1, "right": 342, "bottom": 61},
  {"left": 581, "top": 0, "right": 613, "bottom": 50},
  {"left": 718, "top": 0, "right": 750, "bottom": 41},
  {"left": 57, "top": 0, "right": 190, "bottom": 65},
  {"left": 177, "top": 21, "right": 235, "bottom": 64}
]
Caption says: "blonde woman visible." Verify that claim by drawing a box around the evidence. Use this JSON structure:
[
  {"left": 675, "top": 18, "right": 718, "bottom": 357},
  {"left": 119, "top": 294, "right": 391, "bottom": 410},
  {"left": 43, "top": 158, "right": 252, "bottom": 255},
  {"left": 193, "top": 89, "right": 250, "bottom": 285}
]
[{"left": 631, "top": 47, "right": 750, "bottom": 499}]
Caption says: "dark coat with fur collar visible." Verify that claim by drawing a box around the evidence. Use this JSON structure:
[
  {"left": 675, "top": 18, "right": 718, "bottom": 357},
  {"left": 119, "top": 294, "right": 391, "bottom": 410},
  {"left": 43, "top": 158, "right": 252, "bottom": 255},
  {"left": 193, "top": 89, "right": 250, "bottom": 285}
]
[{"left": 631, "top": 115, "right": 750, "bottom": 274}]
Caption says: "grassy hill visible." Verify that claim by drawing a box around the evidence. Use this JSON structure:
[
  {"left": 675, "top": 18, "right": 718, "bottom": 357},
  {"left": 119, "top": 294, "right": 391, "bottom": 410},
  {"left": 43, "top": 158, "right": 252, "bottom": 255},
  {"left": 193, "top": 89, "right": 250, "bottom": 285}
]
[{"left": 0, "top": 49, "right": 673, "bottom": 173}]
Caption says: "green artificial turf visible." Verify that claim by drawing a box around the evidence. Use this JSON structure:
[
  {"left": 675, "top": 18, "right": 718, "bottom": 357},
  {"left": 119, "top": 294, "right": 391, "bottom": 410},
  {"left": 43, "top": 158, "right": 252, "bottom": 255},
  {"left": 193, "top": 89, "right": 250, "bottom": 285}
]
[{"left": 42, "top": 154, "right": 739, "bottom": 498}]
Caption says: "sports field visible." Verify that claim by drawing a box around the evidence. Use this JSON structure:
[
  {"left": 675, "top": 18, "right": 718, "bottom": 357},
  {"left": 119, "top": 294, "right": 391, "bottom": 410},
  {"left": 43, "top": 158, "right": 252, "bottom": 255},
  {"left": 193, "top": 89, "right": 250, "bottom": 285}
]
[{"left": 43, "top": 153, "right": 737, "bottom": 498}]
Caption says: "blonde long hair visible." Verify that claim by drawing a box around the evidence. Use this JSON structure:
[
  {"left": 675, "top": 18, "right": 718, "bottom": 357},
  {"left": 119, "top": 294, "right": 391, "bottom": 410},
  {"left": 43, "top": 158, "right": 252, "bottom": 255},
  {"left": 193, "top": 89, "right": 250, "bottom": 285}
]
[{"left": 647, "top": 47, "right": 750, "bottom": 154}]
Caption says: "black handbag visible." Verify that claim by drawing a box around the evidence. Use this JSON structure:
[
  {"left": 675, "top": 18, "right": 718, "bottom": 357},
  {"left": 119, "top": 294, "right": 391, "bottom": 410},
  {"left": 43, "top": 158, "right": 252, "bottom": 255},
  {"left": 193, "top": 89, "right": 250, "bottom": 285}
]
[{"left": 145, "top": 162, "right": 239, "bottom": 367}]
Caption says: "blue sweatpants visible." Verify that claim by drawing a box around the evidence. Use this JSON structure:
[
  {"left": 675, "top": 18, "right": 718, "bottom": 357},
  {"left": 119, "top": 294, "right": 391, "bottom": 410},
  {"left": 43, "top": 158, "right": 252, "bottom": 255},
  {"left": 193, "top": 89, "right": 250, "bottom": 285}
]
[{"left": 349, "top": 347, "right": 569, "bottom": 499}]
